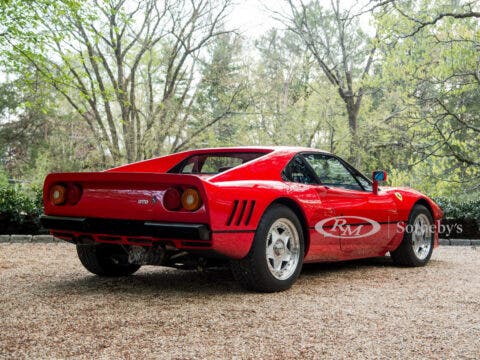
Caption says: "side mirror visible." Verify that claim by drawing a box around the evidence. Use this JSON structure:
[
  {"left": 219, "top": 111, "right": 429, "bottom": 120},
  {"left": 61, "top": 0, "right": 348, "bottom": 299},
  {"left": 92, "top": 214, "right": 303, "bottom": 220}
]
[{"left": 372, "top": 170, "right": 387, "bottom": 194}]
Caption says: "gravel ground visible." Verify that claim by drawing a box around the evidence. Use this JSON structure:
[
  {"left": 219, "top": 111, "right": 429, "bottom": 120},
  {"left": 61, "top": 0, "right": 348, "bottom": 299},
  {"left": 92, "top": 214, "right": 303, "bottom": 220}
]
[{"left": 1, "top": 244, "right": 479, "bottom": 359}]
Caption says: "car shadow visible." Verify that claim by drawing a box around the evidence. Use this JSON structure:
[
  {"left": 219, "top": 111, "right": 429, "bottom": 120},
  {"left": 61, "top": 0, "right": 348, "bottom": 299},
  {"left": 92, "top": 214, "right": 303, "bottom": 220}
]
[
  {"left": 46, "top": 256, "right": 414, "bottom": 296},
  {"left": 301, "top": 255, "right": 394, "bottom": 275},
  {"left": 48, "top": 266, "right": 245, "bottom": 296}
]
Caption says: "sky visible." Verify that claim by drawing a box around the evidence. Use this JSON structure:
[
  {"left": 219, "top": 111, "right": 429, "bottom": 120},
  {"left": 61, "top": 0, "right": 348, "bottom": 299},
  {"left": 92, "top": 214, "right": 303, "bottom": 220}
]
[
  {"left": 227, "top": 0, "right": 287, "bottom": 38},
  {"left": 227, "top": 0, "right": 374, "bottom": 39}
]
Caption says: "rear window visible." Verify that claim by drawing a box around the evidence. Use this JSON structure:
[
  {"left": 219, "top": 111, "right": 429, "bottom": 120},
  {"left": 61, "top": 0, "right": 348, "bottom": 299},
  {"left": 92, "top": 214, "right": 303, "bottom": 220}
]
[{"left": 169, "top": 152, "right": 266, "bottom": 174}]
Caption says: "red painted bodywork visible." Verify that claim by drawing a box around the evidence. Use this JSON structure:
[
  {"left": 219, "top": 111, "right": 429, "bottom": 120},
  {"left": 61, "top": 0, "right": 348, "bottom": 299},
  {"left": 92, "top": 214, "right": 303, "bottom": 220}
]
[{"left": 42, "top": 146, "right": 443, "bottom": 261}]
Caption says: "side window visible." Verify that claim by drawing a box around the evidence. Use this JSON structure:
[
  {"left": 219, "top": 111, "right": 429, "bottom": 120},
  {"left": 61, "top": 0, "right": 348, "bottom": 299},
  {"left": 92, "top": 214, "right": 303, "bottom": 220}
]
[
  {"left": 201, "top": 156, "right": 243, "bottom": 173},
  {"left": 355, "top": 175, "right": 372, "bottom": 191},
  {"left": 181, "top": 161, "right": 195, "bottom": 173},
  {"left": 303, "top": 154, "right": 363, "bottom": 190},
  {"left": 282, "top": 156, "right": 318, "bottom": 185}
]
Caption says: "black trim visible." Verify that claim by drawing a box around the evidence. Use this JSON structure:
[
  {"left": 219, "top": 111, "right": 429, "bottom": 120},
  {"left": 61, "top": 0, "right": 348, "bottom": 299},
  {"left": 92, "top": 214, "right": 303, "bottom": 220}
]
[{"left": 40, "top": 215, "right": 210, "bottom": 241}]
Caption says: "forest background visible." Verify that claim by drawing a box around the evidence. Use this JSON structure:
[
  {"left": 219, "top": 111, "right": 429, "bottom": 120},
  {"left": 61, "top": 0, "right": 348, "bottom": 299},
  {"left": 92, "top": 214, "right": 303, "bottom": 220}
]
[{"left": 0, "top": 0, "right": 479, "bottom": 233}]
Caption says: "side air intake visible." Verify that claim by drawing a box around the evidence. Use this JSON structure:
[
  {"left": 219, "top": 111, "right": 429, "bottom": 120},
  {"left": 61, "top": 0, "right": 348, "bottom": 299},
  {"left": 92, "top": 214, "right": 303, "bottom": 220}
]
[{"left": 226, "top": 200, "right": 256, "bottom": 226}]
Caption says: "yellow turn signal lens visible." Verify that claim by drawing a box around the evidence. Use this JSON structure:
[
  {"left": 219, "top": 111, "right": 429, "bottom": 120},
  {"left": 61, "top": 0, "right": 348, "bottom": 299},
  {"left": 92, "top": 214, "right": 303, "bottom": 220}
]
[
  {"left": 181, "top": 188, "right": 202, "bottom": 211},
  {"left": 50, "top": 184, "right": 66, "bottom": 205}
]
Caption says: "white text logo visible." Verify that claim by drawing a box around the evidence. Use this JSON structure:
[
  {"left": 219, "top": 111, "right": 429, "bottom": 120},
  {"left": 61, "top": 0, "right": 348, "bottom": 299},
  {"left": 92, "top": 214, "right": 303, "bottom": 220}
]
[{"left": 315, "top": 216, "right": 381, "bottom": 239}]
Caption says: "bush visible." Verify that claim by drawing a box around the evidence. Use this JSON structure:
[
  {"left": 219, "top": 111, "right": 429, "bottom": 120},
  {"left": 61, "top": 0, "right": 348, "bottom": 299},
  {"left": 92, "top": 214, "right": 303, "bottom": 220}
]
[
  {"left": 433, "top": 197, "right": 480, "bottom": 239},
  {"left": 433, "top": 197, "right": 480, "bottom": 222},
  {"left": 0, "top": 184, "right": 44, "bottom": 234}
]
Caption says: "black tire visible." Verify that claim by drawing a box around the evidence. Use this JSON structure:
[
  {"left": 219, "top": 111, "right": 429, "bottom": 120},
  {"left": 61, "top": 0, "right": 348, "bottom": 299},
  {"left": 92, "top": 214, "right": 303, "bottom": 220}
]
[
  {"left": 76, "top": 244, "right": 141, "bottom": 277},
  {"left": 230, "top": 204, "right": 305, "bottom": 292},
  {"left": 390, "top": 204, "right": 434, "bottom": 267}
]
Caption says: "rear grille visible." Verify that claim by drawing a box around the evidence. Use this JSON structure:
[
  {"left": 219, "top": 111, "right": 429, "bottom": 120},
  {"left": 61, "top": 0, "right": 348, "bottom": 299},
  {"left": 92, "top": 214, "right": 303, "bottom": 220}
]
[{"left": 227, "top": 200, "right": 256, "bottom": 226}]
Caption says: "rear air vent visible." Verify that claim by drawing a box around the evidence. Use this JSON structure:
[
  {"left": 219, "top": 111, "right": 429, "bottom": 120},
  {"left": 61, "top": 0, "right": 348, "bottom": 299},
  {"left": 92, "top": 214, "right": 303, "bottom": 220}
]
[
  {"left": 226, "top": 200, "right": 239, "bottom": 226},
  {"left": 227, "top": 200, "right": 256, "bottom": 226}
]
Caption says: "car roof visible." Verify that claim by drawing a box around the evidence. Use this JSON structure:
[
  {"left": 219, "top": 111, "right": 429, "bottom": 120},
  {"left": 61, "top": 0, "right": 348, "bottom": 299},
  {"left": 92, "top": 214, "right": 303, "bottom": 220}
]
[
  {"left": 175, "top": 146, "right": 331, "bottom": 155},
  {"left": 108, "top": 146, "right": 332, "bottom": 175}
]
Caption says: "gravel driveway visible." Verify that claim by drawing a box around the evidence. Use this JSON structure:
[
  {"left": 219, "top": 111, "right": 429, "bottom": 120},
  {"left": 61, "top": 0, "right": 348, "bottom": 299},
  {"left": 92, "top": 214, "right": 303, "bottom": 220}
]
[{"left": 1, "top": 243, "right": 479, "bottom": 359}]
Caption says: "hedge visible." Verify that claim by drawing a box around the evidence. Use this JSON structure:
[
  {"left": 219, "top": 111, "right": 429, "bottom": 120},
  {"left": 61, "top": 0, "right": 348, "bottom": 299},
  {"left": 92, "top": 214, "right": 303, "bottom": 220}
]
[
  {"left": 432, "top": 197, "right": 480, "bottom": 239},
  {"left": 0, "top": 185, "right": 44, "bottom": 234},
  {"left": 433, "top": 197, "right": 480, "bottom": 222}
]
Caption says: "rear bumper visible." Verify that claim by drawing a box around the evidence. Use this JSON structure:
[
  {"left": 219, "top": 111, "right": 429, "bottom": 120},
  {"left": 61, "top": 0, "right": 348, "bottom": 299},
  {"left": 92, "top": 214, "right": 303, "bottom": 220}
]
[
  {"left": 40, "top": 215, "right": 255, "bottom": 259},
  {"left": 40, "top": 215, "right": 210, "bottom": 241}
]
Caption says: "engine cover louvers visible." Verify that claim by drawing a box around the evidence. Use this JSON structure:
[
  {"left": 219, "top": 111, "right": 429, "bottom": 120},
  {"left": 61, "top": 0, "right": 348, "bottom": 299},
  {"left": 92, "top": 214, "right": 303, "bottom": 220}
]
[{"left": 226, "top": 200, "right": 256, "bottom": 226}]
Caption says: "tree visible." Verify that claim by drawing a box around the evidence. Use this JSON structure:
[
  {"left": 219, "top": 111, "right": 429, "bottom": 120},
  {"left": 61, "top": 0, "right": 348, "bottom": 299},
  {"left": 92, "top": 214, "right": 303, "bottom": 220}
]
[
  {"left": 376, "top": 0, "right": 480, "bottom": 36},
  {"left": 281, "top": 0, "right": 377, "bottom": 165},
  {"left": 0, "top": 70, "right": 104, "bottom": 183},
  {"left": 374, "top": 0, "right": 480, "bottom": 195},
  {"left": 171, "top": 32, "right": 249, "bottom": 151},
  {"left": 0, "top": 0, "right": 234, "bottom": 164}
]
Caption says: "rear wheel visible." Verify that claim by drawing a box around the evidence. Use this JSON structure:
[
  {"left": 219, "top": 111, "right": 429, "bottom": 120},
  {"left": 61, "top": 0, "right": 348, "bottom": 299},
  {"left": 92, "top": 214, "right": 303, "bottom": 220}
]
[
  {"left": 76, "top": 243, "right": 141, "bottom": 277},
  {"left": 391, "top": 204, "right": 434, "bottom": 267},
  {"left": 230, "top": 204, "right": 304, "bottom": 292}
]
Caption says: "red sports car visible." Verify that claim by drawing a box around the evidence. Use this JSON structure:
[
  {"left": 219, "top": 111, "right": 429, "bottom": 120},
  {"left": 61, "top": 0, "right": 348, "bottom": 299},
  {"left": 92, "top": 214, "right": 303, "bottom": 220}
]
[{"left": 41, "top": 147, "right": 442, "bottom": 292}]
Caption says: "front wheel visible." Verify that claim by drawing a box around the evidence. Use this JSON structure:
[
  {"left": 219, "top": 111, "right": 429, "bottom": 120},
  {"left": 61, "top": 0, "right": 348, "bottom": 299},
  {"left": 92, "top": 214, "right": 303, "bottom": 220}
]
[
  {"left": 230, "top": 204, "right": 304, "bottom": 292},
  {"left": 76, "top": 243, "right": 141, "bottom": 277},
  {"left": 390, "top": 204, "right": 434, "bottom": 267}
]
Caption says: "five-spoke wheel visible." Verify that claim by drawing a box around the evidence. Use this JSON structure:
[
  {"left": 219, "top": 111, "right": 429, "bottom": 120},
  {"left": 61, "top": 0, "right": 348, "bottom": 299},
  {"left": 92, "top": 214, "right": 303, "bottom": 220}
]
[
  {"left": 265, "top": 218, "right": 301, "bottom": 280},
  {"left": 230, "top": 204, "right": 304, "bottom": 292},
  {"left": 411, "top": 213, "right": 432, "bottom": 261},
  {"left": 391, "top": 204, "right": 434, "bottom": 266}
]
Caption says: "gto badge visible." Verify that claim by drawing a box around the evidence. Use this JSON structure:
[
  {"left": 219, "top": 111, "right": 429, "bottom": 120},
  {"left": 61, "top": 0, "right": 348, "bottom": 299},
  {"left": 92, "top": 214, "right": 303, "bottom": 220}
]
[
  {"left": 395, "top": 192, "right": 403, "bottom": 201},
  {"left": 137, "top": 199, "right": 149, "bottom": 205}
]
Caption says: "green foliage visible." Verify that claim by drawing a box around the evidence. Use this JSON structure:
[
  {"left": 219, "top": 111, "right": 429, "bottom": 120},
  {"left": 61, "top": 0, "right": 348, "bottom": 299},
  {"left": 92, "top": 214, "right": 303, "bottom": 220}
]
[
  {"left": 434, "top": 197, "right": 480, "bottom": 221},
  {"left": 373, "top": 0, "right": 480, "bottom": 196},
  {"left": 0, "top": 184, "right": 43, "bottom": 234},
  {"left": 0, "top": 166, "right": 8, "bottom": 186}
]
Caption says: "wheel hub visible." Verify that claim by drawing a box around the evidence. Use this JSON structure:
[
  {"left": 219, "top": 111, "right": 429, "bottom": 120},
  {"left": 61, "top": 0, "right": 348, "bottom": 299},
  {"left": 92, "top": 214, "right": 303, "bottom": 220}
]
[
  {"left": 411, "top": 213, "right": 432, "bottom": 260},
  {"left": 273, "top": 239, "right": 285, "bottom": 256}
]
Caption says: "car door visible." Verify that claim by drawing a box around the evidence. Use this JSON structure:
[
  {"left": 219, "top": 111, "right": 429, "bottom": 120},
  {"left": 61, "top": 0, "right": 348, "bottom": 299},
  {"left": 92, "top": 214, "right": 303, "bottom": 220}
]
[
  {"left": 302, "top": 153, "right": 398, "bottom": 258},
  {"left": 281, "top": 155, "right": 342, "bottom": 261}
]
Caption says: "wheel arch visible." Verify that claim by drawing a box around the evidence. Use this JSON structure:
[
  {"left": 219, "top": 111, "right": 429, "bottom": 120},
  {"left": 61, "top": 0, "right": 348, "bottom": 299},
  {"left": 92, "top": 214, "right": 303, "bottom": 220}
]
[
  {"left": 267, "top": 197, "right": 310, "bottom": 257},
  {"left": 414, "top": 198, "right": 433, "bottom": 217}
]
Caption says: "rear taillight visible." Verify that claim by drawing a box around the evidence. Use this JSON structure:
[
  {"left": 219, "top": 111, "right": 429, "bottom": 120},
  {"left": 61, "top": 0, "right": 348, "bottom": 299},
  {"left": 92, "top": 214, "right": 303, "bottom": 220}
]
[
  {"left": 181, "top": 188, "right": 202, "bottom": 211},
  {"left": 163, "top": 188, "right": 182, "bottom": 211},
  {"left": 50, "top": 184, "right": 66, "bottom": 205},
  {"left": 163, "top": 187, "right": 202, "bottom": 211},
  {"left": 49, "top": 183, "right": 82, "bottom": 206},
  {"left": 66, "top": 184, "right": 82, "bottom": 205}
]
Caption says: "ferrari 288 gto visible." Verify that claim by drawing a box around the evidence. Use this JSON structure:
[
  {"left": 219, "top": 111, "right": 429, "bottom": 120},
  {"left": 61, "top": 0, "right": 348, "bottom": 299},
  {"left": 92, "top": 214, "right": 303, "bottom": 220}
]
[{"left": 41, "top": 147, "right": 442, "bottom": 292}]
